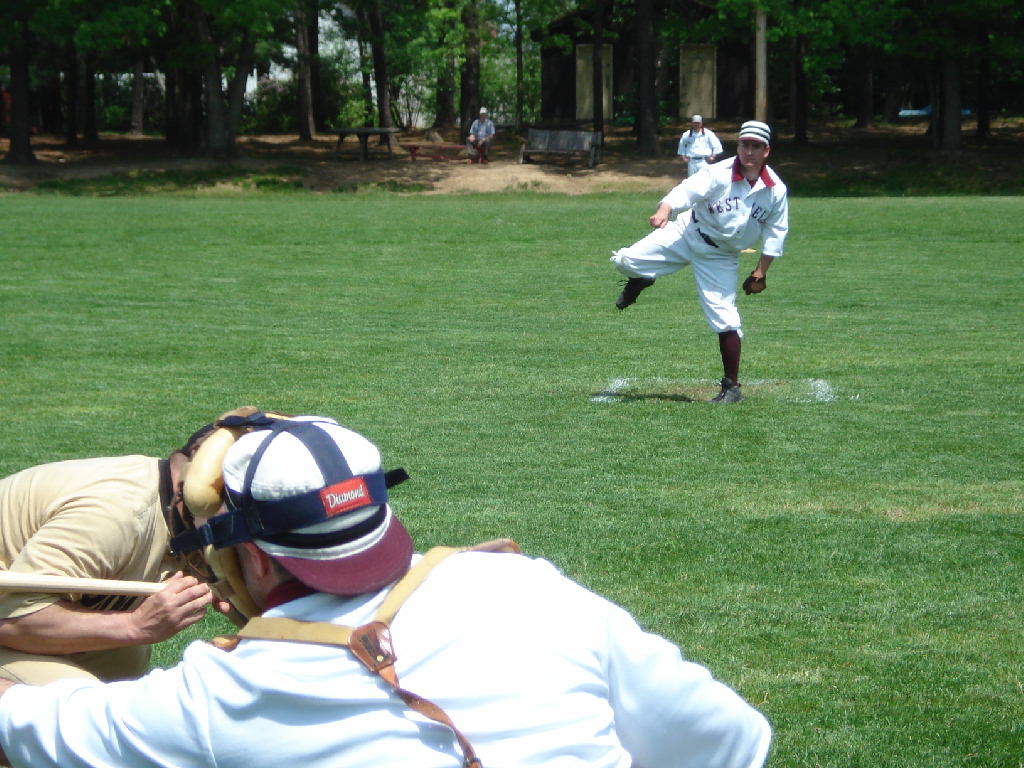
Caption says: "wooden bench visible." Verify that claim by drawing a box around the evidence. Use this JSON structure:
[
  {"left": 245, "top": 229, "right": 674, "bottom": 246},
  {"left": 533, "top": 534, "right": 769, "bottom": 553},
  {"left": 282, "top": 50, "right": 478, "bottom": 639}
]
[
  {"left": 518, "top": 129, "right": 602, "bottom": 168},
  {"left": 400, "top": 143, "right": 466, "bottom": 161}
]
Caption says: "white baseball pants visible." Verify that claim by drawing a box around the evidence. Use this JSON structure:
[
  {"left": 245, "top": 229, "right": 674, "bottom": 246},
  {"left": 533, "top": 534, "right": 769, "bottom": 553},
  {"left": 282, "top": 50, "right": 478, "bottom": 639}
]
[{"left": 611, "top": 220, "right": 743, "bottom": 335}]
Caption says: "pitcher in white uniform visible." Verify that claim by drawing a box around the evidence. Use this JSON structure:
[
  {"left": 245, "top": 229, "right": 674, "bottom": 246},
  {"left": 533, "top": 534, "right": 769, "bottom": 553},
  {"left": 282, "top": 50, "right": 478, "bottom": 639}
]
[{"left": 613, "top": 120, "right": 789, "bottom": 404}]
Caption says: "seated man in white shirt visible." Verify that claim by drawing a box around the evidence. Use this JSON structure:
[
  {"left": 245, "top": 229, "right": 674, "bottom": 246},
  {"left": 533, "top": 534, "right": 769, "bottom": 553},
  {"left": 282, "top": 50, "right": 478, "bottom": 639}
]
[
  {"left": 467, "top": 107, "right": 495, "bottom": 163},
  {"left": 0, "top": 410, "right": 772, "bottom": 768}
]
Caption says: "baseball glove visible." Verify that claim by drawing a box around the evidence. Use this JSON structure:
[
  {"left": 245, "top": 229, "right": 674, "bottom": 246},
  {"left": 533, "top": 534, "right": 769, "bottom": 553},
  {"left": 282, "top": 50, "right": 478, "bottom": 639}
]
[{"left": 742, "top": 273, "right": 766, "bottom": 295}]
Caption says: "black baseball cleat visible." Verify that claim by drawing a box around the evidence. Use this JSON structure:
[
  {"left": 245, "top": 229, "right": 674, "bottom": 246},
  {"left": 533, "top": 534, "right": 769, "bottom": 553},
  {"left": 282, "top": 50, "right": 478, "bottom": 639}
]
[
  {"left": 708, "top": 378, "right": 743, "bottom": 404},
  {"left": 615, "top": 277, "right": 656, "bottom": 310}
]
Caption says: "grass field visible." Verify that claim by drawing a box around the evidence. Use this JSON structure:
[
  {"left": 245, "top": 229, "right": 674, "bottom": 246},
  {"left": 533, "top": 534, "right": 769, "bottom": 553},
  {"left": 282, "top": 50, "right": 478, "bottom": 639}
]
[{"left": 1, "top": 190, "right": 1022, "bottom": 767}]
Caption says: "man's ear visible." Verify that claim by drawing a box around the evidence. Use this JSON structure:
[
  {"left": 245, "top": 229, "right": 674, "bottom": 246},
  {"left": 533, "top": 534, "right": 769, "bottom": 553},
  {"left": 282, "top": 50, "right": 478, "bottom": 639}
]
[
  {"left": 238, "top": 541, "right": 275, "bottom": 579},
  {"left": 167, "top": 450, "right": 189, "bottom": 489}
]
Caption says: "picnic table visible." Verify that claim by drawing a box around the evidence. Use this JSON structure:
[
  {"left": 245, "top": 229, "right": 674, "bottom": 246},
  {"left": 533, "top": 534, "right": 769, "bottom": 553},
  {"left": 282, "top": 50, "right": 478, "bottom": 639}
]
[
  {"left": 335, "top": 126, "right": 402, "bottom": 160},
  {"left": 400, "top": 143, "right": 466, "bottom": 161}
]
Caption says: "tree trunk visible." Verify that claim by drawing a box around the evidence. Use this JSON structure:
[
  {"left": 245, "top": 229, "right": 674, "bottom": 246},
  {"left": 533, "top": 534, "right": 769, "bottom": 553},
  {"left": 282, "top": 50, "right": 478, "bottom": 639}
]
[
  {"left": 927, "top": 60, "right": 940, "bottom": 147},
  {"left": 592, "top": 0, "right": 605, "bottom": 140},
  {"left": 754, "top": 9, "right": 767, "bottom": 120},
  {"left": 309, "top": 0, "right": 325, "bottom": 132},
  {"left": 195, "top": 7, "right": 233, "bottom": 156},
  {"left": 64, "top": 45, "right": 80, "bottom": 146},
  {"left": 357, "top": 41, "right": 374, "bottom": 125},
  {"left": 434, "top": 55, "right": 456, "bottom": 129},
  {"left": 353, "top": 7, "right": 374, "bottom": 126},
  {"left": 295, "top": 0, "right": 316, "bottom": 140},
  {"left": 130, "top": 56, "right": 146, "bottom": 135},
  {"left": 367, "top": 0, "right": 392, "bottom": 128},
  {"left": 938, "top": 54, "right": 960, "bottom": 150},
  {"left": 460, "top": 0, "right": 481, "bottom": 135},
  {"left": 226, "top": 34, "right": 254, "bottom": 139},
  {"left": 791, "top": 34, "right": 808, "bottom": 144},
  {"left": 975, "top": 27, "right": 990, "bottom": 141},
  {"left": 514, "top": 0, "right": 524, "bottom": 131},
  {"left": 881, "top": 55, "right": 902, "bottom": 123},
  {"left": 164, "top": 69, "right": 179, "bottom": 145},
  {"left": 161, "top": 2, "right": 201, "bottom": 151},
  {"left": 853, "top": 49, "right": 874, "bottom": 130},
  {"left": 78, "top": 53, "right": 98, "bottom": 142},
  {"left": 634, "top": 0, "right": 659, "bottom": 155},
  {"left": 659, "top": 41, "right": 678, "bottom": 123},
  {"left": 4, "top": 17, "right": 36, "bottom": 164},
  {"left": 164, "top": 68, "right": 204, "bottom": 151}
]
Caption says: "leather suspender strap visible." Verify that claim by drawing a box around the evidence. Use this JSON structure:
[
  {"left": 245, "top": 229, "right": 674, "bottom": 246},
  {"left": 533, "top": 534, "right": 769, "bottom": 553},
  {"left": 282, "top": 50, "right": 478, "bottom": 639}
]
[
  {"left": 238, "top": 538, "right": 520, "bottom": 643},
  {"left": 237, "top": 616, "right": 354, "bottom": 646},
  {"left": 373, "top": 538, "right": 520, "bottom": 625},
  {"left": 348, "top": 620, "right": 482, "bottom": 768},
  {"left": 240, "top": 618, "right": 483, "bottom": 767},
  {"left": 230, "top": 539, "right": 522, "bottom": 768}
]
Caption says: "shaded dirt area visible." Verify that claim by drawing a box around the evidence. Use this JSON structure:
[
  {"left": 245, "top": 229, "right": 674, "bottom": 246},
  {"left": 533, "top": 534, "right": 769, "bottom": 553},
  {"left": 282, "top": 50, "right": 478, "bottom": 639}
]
[{"left": 1, "top": 119, "right": 1022, "bottom": 196}]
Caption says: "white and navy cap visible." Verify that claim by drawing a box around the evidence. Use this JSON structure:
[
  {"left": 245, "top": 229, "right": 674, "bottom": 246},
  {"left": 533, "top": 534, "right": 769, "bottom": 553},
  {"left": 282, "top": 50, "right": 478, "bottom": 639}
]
[
  {"left": 196, "top": 414, "right": 412, "bottom": 596},
  {"left": 692, "top": 114, "right": 703, "bottom": 123},
  {"left": 738, "top": 120, "right": 771, "bottom": 145}
]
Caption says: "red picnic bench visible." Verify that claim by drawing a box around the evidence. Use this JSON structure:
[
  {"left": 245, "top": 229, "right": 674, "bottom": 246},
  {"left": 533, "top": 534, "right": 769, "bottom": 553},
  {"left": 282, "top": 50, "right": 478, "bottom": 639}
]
[{"left": 400, "top": 143, "right": 467, "bottom": 161}]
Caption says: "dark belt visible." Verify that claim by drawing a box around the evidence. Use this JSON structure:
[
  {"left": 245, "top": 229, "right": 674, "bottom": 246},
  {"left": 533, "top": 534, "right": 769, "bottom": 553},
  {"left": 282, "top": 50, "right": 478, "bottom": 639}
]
[{"left": 697, "top": 228, "right": 718, "bottom": 248}]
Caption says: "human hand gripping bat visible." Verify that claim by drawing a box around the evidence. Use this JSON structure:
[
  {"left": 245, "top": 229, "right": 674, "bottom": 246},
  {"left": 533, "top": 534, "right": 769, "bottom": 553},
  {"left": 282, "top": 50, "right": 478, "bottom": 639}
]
[{"left": 127, "top": 571, "right": 216, "bottom": 644}]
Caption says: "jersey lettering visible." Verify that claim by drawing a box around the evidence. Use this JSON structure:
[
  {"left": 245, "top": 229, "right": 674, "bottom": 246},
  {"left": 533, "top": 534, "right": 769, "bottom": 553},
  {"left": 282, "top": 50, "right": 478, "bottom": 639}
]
[
  {"left": 750, "top": 204, "right": 769, "bottom": 223},
  {"left": 707, "top": 196, "right": 743, "bottom": 218}
]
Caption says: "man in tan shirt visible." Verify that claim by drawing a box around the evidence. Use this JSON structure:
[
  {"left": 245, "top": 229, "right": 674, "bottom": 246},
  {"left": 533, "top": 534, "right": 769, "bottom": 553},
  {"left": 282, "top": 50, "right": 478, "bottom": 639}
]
[{"left": 0, "top": 437, "right": 217, "bottom": 685}]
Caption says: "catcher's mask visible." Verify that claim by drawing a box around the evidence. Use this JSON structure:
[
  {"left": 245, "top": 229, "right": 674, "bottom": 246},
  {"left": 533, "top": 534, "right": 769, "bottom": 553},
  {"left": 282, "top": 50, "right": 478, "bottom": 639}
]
[{"left": 170, "top": 411, "right": 410, "bottom": 624}]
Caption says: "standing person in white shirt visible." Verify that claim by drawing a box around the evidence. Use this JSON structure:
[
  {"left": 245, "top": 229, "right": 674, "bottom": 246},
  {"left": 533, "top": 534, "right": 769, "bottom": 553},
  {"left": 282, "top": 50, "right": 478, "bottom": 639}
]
[
  {"left": 677, "top": 114, "right": 724, "bottom": 177},
  {"left": 612, "top": 120, "right": 789, "bottom": 404},
  {"left": 0, "top": 410, "right": 772, "bottom": 768}
]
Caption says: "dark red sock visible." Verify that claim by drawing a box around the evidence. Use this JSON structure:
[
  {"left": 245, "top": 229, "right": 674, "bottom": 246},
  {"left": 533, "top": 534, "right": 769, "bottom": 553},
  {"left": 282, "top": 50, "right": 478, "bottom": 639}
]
[{"left": 718, "top": 331, "right": 741, "bottom": 384}]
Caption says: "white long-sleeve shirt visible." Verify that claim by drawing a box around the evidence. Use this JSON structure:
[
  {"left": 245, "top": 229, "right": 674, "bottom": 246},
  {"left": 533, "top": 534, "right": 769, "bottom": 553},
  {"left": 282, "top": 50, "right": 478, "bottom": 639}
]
[
  {"left": 0, "top": 552, "right": 771, "bottom": 768},
  {"left": 662, "top": 157, "right": 789, "bottom": 257},
  {"left": 677, "top": 128, "right": 723, "bottom": 161}
]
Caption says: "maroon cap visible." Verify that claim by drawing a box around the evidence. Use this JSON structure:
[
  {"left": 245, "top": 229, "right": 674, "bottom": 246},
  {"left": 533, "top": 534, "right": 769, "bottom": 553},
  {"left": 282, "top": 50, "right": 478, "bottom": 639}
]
[{"left": 271, "top": 509, "right": 413, "bottom": 596}]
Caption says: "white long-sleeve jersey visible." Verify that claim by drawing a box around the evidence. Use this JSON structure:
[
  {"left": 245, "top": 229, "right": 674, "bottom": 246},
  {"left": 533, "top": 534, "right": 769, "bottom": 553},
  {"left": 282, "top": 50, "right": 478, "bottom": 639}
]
[
  {"left": 661, "top": 157, "right": 789, "bottom": 257},
  {"left": 0, "top": 552, "right": 771, "bottom": 768}
]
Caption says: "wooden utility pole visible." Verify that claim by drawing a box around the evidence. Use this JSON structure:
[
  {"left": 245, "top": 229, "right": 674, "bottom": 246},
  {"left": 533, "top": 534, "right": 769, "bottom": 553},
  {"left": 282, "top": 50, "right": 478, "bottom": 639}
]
[
  {"left": 592, "top": 0, "right": 605, "bottom": 141},
  {"left": 755, "top": 9, "right": 767, "bottom": 121}
]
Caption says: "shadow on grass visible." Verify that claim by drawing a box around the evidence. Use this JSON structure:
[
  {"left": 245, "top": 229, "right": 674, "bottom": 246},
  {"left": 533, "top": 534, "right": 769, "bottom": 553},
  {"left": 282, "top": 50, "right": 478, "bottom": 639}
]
[
  {"left": 33, "top": 165, "right": 307, "bottom": 195},
  {"left": 593, "top": 391, "right": 698, "bottom": 403}
]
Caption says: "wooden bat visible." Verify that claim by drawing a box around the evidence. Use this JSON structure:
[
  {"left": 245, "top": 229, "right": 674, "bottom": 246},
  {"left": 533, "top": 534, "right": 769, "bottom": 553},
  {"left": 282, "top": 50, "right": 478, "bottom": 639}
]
[{"left": 0, "top": 571, "right": 164, "bottom": 596}]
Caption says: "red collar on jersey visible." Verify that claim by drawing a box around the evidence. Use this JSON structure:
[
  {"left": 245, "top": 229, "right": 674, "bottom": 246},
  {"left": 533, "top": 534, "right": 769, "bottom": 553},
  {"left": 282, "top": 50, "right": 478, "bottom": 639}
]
[
  {"left": 731, "top": 157, "right": 775, "bottom": 187},
  {"left": 264, "top": 579, "right": 318, "bottom": 610}
]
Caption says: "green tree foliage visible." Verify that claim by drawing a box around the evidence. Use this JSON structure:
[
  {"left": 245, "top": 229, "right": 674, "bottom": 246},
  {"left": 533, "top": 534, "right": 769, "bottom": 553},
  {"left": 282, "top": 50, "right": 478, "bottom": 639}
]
[
  {"left": 678, "top": 0, "right": 1022, "bottom": 143},
  {"left": 3, "top": 0, "right": 1022, "bottom": 163}
]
